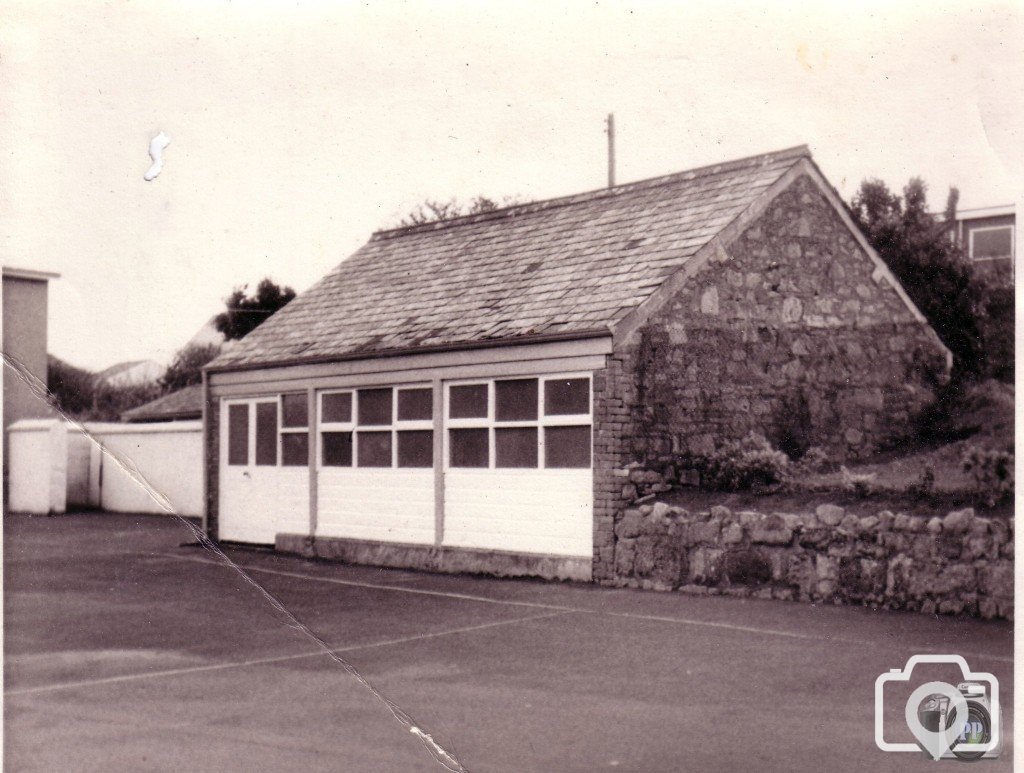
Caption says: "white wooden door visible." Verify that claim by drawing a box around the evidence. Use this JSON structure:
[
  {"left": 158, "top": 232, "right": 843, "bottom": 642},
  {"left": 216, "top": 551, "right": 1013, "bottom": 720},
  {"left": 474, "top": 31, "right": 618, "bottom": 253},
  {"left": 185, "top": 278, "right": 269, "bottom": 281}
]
[
  {"left": 219, "top": 397, "right": 309, "bottom": 544},
  {"left": 315, "top": 387, "right": 436, "bottom": 545},
  {"left": 442, "top": 375, "right": 593, "bottom": 557}
]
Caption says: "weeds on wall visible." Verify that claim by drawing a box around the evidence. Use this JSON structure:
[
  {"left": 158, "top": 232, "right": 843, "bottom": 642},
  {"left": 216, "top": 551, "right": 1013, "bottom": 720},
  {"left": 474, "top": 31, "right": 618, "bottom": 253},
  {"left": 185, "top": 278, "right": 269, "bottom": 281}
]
[
  {"left": 684, "top": 432, "right": 790, "bottom": 492},
  {"left": 962, "top": 446, "right": 1014, "bottom": 508}
]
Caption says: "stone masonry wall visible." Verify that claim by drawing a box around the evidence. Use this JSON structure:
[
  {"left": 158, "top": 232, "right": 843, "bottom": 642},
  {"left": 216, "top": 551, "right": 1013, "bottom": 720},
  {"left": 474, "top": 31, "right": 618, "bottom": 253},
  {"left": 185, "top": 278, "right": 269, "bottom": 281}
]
[
  {"left": 590, "top": 174, "right": 950, "bottom": 580},
  {"left": 611, "top": 501, "right": 1014, "bottom": 620},
  {"left": 622, "top": 173, "right": 947, "bottom": 465}
]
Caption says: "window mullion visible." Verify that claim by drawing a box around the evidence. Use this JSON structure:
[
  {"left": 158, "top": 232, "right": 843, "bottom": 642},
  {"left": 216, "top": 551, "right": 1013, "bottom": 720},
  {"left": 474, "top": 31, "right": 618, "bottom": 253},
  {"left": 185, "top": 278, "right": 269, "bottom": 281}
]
[
  {"left": 277, "top": 395, "right": 284, "bottom": 467},
  {"left": 537, "top": 379, "right": 545, "bottom": 468},
  {"left": 248, "top": 402, "right": 256, "bottom": 468},
  {"left": 490, "top": 382, "right": 496, "bottom": 469}
]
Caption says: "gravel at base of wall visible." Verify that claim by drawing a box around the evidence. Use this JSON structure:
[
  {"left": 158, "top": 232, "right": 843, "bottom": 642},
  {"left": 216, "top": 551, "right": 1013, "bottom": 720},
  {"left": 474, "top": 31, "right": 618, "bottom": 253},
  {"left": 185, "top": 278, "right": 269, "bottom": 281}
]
[{"left": 605, "top": 501, "right": 1014, "bottom": 620}]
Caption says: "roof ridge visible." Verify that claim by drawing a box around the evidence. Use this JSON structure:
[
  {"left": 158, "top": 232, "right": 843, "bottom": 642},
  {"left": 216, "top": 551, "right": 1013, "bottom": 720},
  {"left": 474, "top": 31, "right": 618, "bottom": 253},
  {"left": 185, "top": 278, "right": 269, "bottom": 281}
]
[{"left": 371, "top": 144, "right": 811, "bottom": 241}]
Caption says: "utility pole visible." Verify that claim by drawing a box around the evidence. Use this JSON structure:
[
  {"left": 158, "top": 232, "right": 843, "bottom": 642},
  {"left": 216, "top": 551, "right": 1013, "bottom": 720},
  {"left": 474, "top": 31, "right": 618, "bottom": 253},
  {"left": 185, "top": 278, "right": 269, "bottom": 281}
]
[{"left": 605, "top": 113, "right": 615, "bottom": 188}]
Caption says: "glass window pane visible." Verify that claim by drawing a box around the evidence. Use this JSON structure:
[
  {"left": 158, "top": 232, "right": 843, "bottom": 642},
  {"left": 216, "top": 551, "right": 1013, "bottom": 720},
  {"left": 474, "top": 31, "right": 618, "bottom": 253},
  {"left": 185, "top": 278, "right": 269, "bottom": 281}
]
[
  {"left": 544, "top": 426, "right": 591, "bottom": 468},
  {"left": 495, "top": 427, "right": 538, "bottom": 468},
  {"left": 255, "top": 402, "right": 278, "bottom": 466},
  {"left": 322, "top": 392, "right": 352, "bottom": 424},
  {"left": 358, "top": 388, "right": 392, "bottom": 426},
  {"left": 972, "top": 227, "right": 1012, "bottom": 258},
  {"left": 281, "top": 393, "right": 308, "bottom": 428},
  {"left": 397, "top": 430, "right": 433, "bottom": 467},
  {"left": 357, "top": 431, "right": 392, "bottom": 467},
  {"left": 495, "top": 379, "right": 538, "bottom": 421},
  {"left": 228, "top": 404, "right": 248, "bottom": 466},
  {"left": 281, "top": 433, "right": 309, "bottom": 466},
  {"left": 322, "top": 432, "right": 352, "bottom": 467},
  {"left": 397, "top": 388, "right": 433, "bottom": 421},
  {"left": 449, "top": 384, "right": 487, "bottom": 419},
  {"left": 449, "top": 428, "right": 488, "bottom": 467},
  {"left": 544, "top": 378, "right": 590, "bottom": 415}
]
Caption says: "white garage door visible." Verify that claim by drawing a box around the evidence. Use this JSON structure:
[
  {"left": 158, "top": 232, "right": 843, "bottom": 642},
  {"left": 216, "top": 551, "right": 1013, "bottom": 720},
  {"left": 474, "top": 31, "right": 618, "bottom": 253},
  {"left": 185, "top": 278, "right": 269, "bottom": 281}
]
[
  {"left": 315, "top": 386, "right": 436, "bottom": 544},
  {"left": 219, "top": 396, "right": 310, "bottom": 544},
  {"left": 442, "top": 375, "right": 593, "bottom": 557}
]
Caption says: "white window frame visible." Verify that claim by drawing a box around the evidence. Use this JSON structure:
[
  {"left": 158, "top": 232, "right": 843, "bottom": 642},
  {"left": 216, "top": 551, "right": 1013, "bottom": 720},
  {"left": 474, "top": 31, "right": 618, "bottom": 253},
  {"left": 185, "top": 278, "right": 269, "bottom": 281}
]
[
  {"left": 968, "top": 225, "right": 1014, "bottom": 261},
  {"left": 443, "top": 373, "right": 592, "bottom": 472},
  {"left": 318, "top": 390, "right": 355, "bottom": 470},
  {"left": 279, "top": 392, "right": 309, "bottom": 467},
  {"left": 317, "top": 384, "right": 434, "bottom": 470},
  {"left": 393, "top": 385, "right": 435, "bottom": 468}
]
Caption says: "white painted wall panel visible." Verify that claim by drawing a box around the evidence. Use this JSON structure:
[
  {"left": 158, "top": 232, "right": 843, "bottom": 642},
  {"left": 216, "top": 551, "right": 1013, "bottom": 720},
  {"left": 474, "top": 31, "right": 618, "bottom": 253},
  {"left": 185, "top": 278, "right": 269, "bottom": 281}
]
[
  {"left": 219, "top": 467, "right": 309, "bottom": 544},
  {"left": 444, "top": 470, "right": 592, "bottom": 556},
  {"left": 88, "top": 422, "right": 203, "bottom": 517},
  {"left": 8, "top": 419, "right": 66, "bottom": 514},
  {"left": 66, "top": 430, "right": 92, "bottom": 508},
  {"left": 317, "top": 469, "right": 434, "bottom": 544}
]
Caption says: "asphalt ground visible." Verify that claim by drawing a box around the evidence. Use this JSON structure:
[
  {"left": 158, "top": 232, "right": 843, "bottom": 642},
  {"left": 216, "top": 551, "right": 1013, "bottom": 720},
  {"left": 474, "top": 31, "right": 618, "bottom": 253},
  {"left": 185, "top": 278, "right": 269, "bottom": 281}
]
[{"left": 3, "top": 512, "right": 1014, "bottom": 772}]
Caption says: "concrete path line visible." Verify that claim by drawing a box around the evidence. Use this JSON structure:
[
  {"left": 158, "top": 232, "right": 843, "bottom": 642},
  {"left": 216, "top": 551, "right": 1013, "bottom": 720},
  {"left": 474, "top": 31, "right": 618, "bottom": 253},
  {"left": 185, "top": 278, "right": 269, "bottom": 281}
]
[
  {"left": 603, "top": 611, "right": 1014, "bottom": 664},
  {"left": 155, "top": 552, "right": 579, "bottom": 611},
  {"left": 5, "top": 610, "right": 568, "bottom": 698},
  {"left": 155, "top": 552, "right": 1013, "bottom": 665}
]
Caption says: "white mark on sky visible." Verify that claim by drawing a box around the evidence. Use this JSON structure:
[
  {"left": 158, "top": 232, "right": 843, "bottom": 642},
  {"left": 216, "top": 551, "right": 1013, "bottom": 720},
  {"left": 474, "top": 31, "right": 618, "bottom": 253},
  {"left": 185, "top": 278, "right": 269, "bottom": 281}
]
[{"left": 143, "top": 132, "right": 171, "bottom": 181}]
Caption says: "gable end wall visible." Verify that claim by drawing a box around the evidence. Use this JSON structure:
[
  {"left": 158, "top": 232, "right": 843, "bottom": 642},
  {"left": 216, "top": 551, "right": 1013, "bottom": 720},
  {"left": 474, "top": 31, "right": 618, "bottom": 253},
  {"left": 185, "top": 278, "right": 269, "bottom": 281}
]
[{"left": 591, "top": 174, "right": 949, "bottom": 581}]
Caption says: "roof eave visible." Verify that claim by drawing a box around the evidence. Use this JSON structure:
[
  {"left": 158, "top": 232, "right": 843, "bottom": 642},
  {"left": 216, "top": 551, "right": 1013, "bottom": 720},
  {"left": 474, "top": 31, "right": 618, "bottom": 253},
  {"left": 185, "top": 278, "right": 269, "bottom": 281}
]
[
  {"left": 124, "top": 411, "right": 203, "bottom": 423},
  {"left": 2, "top": 266, "right": 61, "bottom": 282},
  {"left": 204, "top": 327, "right": 614, "bottom": 376}
]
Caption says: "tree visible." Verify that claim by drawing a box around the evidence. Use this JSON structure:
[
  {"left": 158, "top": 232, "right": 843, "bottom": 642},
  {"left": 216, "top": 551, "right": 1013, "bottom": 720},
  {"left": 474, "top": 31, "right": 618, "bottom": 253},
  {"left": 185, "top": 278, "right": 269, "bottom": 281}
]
[
  {"left": 47, "top": 355, "right": 95, "bottom": 416},
  {"left": 88, "top": 381, "right": 163, "bottom": 422},
  {"left": 214, "top": 278, "right": 296, "bottom": 341},
  {"left": 160, "top": 343, "right": 222, "bottom": 392},
  {"left": 848, "top": 178, "right": 992, "bottom": 380},
  {"left": 396, "top": 195, "right": 523, "bottom": 227}
]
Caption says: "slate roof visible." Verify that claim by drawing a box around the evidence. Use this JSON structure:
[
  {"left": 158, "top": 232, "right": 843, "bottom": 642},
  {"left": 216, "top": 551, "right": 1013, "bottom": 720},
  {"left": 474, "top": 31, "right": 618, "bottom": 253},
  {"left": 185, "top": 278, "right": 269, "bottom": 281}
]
[
  {"left": 122, "top": 384, "right": 203, "bottom": 422},
  {"left": 211, "top": 145, "right": 811, "bottom": 371}
]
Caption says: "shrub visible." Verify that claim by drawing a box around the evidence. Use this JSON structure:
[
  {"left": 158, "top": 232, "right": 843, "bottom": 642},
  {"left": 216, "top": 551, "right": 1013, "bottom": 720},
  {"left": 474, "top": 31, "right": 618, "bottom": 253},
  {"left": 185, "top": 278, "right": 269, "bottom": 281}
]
[
  {"left": 694, "top": 433, "right": 789, "bottom": 491},
  {"left": 160, "top": 343, "right": 221, "bottom": 391},
  {"left": 907, "top": 463, "right": 935, "bottom": 499},
  {"left": 917, "top": 378, "right": 1013, "bottom": 444},
  {"left": 790, "top": 446, "right": 830, "bottom": 476},
  {"left": 47, "top": 355, "right": 95, "bottom": 416},
  {"left": 88, "top": 381, "right": 163, "bottom": 422},
  {"left": 978, "top": 285, "right": 1013, "bottom": 383},
  {"left": 961, "top": 445, "right": 1014, "bottom": 507},
  {"left": 840, "top": 465, "right": 876, "bottom": 497}
]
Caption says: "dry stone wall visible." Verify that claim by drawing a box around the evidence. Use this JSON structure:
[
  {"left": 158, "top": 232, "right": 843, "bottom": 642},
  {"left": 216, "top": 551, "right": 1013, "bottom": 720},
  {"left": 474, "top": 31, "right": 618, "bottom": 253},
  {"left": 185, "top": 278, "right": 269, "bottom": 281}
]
[{"left": 610, "top": 501, "right": 1014, "bottom": 620}]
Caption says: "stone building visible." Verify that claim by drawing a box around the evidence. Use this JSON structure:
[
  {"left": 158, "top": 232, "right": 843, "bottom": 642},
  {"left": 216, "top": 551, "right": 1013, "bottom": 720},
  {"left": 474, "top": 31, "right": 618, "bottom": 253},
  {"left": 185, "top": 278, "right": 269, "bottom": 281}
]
[{"left": 203, "top": 145, "right": 949, "bottom": 582}]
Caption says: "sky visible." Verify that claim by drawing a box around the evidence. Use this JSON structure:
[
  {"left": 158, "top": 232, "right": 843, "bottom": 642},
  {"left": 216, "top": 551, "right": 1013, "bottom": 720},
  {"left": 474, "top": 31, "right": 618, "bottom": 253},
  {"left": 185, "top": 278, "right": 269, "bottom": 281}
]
[{"left": 2, "top": 0, "right": 1021, "bottom": 371}]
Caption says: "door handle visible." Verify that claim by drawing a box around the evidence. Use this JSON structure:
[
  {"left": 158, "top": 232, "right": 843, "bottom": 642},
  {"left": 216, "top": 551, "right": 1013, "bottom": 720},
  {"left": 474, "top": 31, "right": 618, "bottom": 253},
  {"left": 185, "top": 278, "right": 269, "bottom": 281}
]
[{"left": 242, "top": 471, "right": 251, "bottom": 479}]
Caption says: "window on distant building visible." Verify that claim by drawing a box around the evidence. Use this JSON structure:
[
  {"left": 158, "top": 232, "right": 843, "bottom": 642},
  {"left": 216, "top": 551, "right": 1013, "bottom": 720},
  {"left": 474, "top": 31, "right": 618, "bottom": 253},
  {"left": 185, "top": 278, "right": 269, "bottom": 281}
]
[{"left": 969, "top": 225, "right": 1013, "bottom": 260}]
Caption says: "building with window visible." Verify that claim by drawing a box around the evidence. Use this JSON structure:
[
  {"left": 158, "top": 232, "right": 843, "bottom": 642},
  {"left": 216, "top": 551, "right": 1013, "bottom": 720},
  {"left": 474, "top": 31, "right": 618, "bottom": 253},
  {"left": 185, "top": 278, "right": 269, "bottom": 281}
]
[
  {"left": 203, "top": 146, "right": 949, "bottom": 583},
  {"left": 949, "top": 204, "right": 1015, "bottom": 284},
  {"left": 3, "top": 266, "right": 59, "bottom": 489}
]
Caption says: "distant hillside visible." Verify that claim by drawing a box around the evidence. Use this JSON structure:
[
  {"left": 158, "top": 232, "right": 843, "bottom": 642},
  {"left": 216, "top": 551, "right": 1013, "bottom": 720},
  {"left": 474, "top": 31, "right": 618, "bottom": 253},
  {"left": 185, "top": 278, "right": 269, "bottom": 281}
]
[
  {"left": 95, "top": 359, "right": 163, "bottom": 387},
  {"left": 47, "top": 354, "right": 160, "bottom": 421}
]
